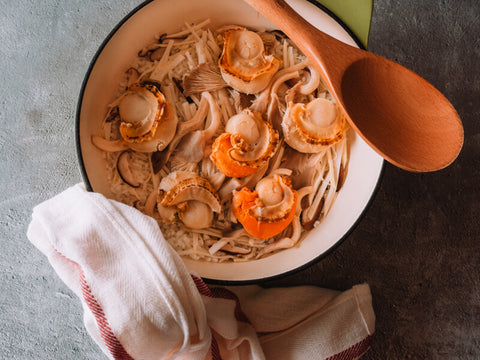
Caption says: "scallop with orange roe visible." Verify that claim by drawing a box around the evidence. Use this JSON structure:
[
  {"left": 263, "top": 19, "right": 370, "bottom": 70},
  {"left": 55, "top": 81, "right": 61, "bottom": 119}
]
[
  {"left": 232, "top": 174, "right": 297, "bottom": 239},
  {"left": 210, "top": 108, "right": 278, "bottom": 178}
]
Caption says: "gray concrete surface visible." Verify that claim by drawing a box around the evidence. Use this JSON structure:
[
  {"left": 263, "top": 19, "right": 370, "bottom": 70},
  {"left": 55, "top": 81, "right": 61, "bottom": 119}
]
[{"left": 1, "top": 0, "right": 478, "bottom": 359}]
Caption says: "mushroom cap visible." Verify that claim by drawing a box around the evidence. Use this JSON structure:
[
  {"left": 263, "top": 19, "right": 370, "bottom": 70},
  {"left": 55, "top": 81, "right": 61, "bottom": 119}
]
[
  {"left": 116, "top": 151, "right": 142, "bottom": 188},
  {"left": 182, "top": 63, "right": 227, "bottom": 96},
  {"left": 219, "top": 28, "right": 281, "bottom": 94},
  {"left": 282, "top": 98, "right": 345, "bottom": 153}
]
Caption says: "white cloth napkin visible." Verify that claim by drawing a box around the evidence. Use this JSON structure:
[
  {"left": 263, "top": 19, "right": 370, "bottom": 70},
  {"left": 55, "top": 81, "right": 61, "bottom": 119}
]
[{"left": 27, "top": 184, "right": 375, "bottom": 360}]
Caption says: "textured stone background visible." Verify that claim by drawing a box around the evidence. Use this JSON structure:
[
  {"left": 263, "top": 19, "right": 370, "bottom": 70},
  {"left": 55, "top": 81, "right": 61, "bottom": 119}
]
[{"left": 0, "top": 0, "right": 478, "bottom": 359}]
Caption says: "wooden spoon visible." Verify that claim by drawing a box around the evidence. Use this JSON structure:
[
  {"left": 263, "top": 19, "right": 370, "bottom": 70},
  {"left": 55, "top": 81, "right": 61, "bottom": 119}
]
[{"left": 243, "top": 0, "right": 463, "bottom": 172}]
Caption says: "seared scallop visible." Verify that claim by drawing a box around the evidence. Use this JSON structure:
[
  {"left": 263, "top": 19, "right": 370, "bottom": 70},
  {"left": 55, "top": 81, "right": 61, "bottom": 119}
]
[
  {"left": 157, "top": 171, "right": 221, "bottom": 230},
  {"left": 118, "top": 81, "right": 178, "bottom": 152},
  {"left": 232, "top": 174, "right": 297, "bottom": 239},
  {"left": 282, "top": 98, "right": 345, "bottom": 153},
  {"left": 211, "top": 109, "right": 278, "bottom": 177},
  {"left": 219, "top": 28, "right": 281, "bottom": 94}
]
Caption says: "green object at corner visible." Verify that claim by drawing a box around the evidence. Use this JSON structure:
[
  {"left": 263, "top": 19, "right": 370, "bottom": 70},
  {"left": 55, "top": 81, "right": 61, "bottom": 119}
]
[{"left": 316, "top": 0, "right": 373, "bottom": 49}]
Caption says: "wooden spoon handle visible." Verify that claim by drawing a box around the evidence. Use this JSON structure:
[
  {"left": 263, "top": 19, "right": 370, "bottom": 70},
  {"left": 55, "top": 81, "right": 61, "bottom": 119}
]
[
  {"left": 242, "top": 0, "right": 359, "bottom": 87},
  {"left": 243, "top": 0, "right": 320, "bottom": 39}
]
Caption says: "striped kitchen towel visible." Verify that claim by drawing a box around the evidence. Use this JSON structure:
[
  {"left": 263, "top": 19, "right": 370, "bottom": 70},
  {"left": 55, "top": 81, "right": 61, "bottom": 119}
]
[{"left": 27, "top": 184, "right": 375, "bottom": 359}]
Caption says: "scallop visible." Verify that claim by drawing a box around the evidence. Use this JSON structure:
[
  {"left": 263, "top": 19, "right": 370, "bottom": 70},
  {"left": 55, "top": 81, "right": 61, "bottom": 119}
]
[
  {"left": 118, "top": 81, "right": 178, "bottom": 152},
  {"left": 282, "top": 98, "right": 345, "bottom": 153},
  {"left": 219, "top": 28, "right": 281, "bottom": 94},
  {"left": 232, "top": 174, "right": 297, "bottom": 239},
  {"left": 157, "top": 171, "right": 221, "bottom": 229},
  {"left": 210, "top": 109, "right": 279, "bottom": 177}
]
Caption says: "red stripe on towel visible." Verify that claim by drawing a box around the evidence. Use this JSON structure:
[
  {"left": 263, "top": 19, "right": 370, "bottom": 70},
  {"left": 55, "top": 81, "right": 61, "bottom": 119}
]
[
  {"left": 209, "top": 287, "right": 251, "bottom": 324},
  {"left": 326, "top": 333, "right": 374, "bottom": 360},
  {"left": 52, "top": 247, "right": 133, "bottom": 360},
  {"left": 79, "top": 271, "right": 134, "bottom": 360},
  {"left": 210, "top": 333, "right": 222, "bottom": 360},
  {"left": 192, "top": 275, "right": 256, "bottom": 360},
  {"left": 191, "top": 274, "right": 212, "bottom": 296},
  {"left": 191, "top": 275, "right": 223, "bottom": 360},
  {"left": 191, "top": 275, "right": 250, "bottom": 323}
]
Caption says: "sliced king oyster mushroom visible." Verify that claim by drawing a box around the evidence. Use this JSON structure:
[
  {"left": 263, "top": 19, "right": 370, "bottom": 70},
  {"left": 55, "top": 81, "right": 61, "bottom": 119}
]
[
  {"left": 157, "top": 171, "right": 221, "bottom": 229},
  {"left": 219, "top": 28, "right": 281, "bottom": 94},
  {"left": 174, "top": 92, "right": 222, "bottom": 164},
  {"left": 118, "top": 81, "right": 178, "bottom": 152},
  {"left": 282, "top": 98, "right": 345, "bottom": 153}
]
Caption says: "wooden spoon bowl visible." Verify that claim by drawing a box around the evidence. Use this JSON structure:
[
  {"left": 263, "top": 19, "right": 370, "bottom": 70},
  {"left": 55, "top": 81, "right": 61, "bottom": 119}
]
[{"left": 244, "top": 0, "right": 464, "bottom": 172}]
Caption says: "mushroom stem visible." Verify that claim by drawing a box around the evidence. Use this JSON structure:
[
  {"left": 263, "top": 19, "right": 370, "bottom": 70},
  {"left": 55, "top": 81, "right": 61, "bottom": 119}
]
[
  {"left": 150, "top": 92, "right": 210, "bottom": 173},
  {"left": 174, "top": 92, "right": 222, "bottom": 163},
  {"left": 257, "top": 216, "right": 302, "bottom": 257},
  {"left": 91, "top": 135, "right": 129, "bottom": 152}
]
